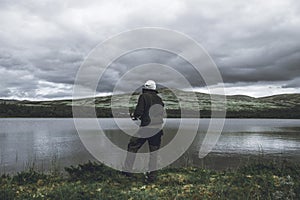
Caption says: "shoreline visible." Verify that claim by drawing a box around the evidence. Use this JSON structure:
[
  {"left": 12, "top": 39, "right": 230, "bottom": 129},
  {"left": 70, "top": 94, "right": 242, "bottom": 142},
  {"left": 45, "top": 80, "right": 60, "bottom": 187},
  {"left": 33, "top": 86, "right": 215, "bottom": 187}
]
[{"left": 2, "top": 152, "right": 300, "bottom": 175}]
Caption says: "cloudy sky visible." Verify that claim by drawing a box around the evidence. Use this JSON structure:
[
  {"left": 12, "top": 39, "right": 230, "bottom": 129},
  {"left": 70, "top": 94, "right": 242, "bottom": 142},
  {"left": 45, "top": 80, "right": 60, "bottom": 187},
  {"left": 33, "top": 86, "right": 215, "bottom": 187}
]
[{"left": 1, "top": 0, "right": 300, "bottom": 100}]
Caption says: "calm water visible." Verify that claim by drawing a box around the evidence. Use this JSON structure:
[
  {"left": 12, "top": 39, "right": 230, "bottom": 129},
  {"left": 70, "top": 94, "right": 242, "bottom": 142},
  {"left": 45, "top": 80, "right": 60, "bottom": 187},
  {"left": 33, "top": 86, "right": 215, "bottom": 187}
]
[{"left": 0, "top": 118, "right": 300, "bottom": 173}]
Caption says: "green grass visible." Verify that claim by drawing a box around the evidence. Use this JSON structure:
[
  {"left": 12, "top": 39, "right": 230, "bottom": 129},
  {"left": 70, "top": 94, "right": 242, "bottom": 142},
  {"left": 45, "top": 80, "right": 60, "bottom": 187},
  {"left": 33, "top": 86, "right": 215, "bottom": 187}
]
[{"left": 0, "top": 160, "right": 299, "bottom": 199}]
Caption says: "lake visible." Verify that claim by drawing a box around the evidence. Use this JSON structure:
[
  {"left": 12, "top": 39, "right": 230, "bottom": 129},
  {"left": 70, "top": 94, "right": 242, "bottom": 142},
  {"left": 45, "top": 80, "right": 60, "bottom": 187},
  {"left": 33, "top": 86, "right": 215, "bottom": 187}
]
[{"left": 1, "top": 118, "right": 300, "bottom": 173}]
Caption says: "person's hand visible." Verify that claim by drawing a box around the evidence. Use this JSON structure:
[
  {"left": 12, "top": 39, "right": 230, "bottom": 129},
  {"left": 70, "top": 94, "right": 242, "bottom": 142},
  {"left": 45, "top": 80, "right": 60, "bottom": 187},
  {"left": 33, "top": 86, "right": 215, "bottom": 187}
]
[{"left": 130, "top": 113, "right": 138, "bottom": 120}]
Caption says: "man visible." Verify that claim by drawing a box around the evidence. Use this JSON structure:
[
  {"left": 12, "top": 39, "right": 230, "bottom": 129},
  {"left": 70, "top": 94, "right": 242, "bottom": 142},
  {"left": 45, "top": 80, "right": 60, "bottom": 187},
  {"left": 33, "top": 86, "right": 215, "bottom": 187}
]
[{"left": 123, "top": 80, "right": 164, "bottom": 182}]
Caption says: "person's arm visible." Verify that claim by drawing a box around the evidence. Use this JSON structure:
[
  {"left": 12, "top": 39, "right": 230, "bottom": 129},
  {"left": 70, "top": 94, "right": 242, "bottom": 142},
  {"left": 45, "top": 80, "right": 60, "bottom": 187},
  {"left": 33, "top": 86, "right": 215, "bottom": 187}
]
[{"left": 133, "top": 95, "right": 145, "bottom": 119}]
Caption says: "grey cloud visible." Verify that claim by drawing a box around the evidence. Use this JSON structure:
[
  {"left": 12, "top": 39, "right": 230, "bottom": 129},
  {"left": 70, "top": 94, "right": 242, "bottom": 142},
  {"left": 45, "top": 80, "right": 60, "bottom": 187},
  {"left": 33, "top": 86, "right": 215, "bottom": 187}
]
[
  {"left": 219, "top": 48, "right": 300, "bottom": 84},
  {"left": 282, "top": 78, "right": 300, "bottom": 88},
  {"left": 96, "top": 49, "right": 205, "bottom": 93},
  {"left": 167, "top": 0, "right": 300, "bottom": 86},
  {"left": 0, "top": 67, "right": 39, "bottom": 99},
  {"left": 1, "top": 0, "right": 300, "bottom": 99}
]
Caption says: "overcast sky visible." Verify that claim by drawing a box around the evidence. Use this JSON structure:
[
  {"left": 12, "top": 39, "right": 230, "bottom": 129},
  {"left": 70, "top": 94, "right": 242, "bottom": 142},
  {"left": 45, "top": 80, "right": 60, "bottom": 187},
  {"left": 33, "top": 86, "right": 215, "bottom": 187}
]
[{"left": 1, "top": 0, "right": 300, "bottom": 100}]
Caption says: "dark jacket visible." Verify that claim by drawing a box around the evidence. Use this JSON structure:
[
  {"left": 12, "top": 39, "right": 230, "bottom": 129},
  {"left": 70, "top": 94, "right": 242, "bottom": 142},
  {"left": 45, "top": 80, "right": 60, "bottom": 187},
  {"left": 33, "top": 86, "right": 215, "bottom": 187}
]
[{"left": 133, "top": 89, "right": 164, "bottom": 127}]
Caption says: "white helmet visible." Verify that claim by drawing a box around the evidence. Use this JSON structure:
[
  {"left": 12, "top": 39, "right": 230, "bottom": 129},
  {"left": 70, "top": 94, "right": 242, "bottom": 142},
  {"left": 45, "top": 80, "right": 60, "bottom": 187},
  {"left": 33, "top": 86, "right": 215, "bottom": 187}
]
[{"left": 143, "top": 80, "right": 156, "bottom": 90}]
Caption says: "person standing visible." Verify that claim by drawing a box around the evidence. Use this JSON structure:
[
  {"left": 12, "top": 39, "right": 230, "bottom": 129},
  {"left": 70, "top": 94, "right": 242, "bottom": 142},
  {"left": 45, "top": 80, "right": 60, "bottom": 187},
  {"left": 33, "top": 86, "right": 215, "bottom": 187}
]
[{"left": 123, "top": 80, "right": 164, "bottom": 182}]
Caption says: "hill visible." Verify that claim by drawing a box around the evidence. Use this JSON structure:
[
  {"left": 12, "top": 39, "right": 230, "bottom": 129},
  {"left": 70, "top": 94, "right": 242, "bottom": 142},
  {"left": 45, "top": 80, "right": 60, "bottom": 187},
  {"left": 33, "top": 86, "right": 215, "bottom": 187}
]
[{"left": 0, "top": 89, "right": 300, "bottom": 118}]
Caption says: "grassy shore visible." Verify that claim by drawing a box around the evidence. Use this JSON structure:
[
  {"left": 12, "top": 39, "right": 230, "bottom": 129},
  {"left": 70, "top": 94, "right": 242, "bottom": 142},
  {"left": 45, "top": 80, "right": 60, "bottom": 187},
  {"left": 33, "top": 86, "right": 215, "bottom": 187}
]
[{"left": 0, "top": 160, "right": 299, "bottom": 199}]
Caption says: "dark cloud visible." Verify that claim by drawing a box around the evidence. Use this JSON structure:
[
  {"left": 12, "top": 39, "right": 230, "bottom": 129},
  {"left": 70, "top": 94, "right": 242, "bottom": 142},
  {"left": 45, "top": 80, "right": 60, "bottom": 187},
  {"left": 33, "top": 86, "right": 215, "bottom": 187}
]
[
  {"left": 0, "top": 0, "right": 300, "bottom": 99},
  {"left": 96, "top": 49, "right": 206, "bottom": 93},
  {"left": 219, "top": 48, "right": 300, "bottom": 85}
]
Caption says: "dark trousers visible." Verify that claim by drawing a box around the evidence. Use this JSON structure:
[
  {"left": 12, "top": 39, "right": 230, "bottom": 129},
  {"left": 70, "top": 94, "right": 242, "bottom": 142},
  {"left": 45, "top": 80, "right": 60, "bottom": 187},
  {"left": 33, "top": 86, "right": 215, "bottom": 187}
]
[{"left": 124, "top": 129, "right": 163, "bottom": 172}]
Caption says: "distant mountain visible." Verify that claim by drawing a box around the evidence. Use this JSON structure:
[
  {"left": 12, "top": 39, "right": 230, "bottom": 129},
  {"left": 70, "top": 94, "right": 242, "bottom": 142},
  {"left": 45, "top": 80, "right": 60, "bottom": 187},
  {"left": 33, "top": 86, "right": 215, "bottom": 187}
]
[{"left": 1, "top": 89, "right": 300, "bottom": 118}]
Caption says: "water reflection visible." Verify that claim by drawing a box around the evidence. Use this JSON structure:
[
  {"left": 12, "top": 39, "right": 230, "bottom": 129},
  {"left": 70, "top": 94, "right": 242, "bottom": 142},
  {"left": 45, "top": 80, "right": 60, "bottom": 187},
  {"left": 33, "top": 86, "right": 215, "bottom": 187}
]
[{"left": 0, "top": 118, "right": 300, "bottom": 173}]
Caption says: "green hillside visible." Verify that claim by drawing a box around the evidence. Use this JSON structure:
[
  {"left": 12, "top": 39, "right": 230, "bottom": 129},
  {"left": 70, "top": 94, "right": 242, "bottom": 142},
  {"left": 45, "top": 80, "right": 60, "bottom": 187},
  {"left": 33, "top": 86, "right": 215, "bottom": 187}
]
[{"left": 0, "top": 89, "right": 300, "bottom": 118}]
